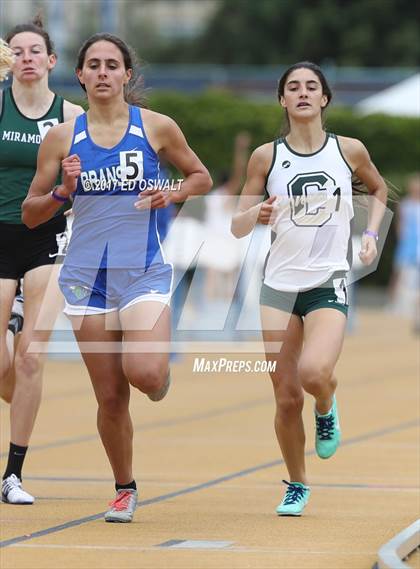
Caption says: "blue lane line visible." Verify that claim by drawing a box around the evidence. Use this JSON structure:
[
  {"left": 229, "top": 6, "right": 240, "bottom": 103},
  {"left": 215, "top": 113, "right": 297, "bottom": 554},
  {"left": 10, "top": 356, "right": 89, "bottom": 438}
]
[
  {"left": 0, "top": 418, "right": 416, "bottom": 549},
  {"left": 0, "top": 459, "right": 280, "bottom": 549},
  {"left": 0, "top": 397, "right": 271, "bottom": 459}
]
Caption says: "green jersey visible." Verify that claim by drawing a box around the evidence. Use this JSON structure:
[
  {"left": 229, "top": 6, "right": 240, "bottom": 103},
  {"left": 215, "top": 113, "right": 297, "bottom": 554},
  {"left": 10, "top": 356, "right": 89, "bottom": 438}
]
[{"left": 0, "top": 88, "right": 64, "bottom": 224}]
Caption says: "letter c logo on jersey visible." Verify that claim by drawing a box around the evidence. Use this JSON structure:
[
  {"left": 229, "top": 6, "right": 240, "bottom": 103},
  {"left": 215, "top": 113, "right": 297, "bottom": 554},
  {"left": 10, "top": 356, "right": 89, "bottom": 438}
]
[{"left": 287, "top": 171, "right": 341, "bottom": 227}]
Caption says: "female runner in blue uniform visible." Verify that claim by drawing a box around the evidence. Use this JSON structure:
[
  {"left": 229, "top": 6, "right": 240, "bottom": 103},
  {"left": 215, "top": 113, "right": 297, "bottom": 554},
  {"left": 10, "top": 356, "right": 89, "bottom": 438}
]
[
  {"left": 22, "top": 33, "right": 212, "bottom": 523},
  {"left": 232, "top": 62, "right": 388, "bottom": 516}
]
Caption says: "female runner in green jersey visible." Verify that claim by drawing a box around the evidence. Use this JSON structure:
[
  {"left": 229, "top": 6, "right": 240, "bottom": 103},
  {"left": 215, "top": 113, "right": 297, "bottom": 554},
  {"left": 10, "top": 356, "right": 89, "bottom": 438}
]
[{"left": 0, "top": 16, "right": 82, "bottom": 505}]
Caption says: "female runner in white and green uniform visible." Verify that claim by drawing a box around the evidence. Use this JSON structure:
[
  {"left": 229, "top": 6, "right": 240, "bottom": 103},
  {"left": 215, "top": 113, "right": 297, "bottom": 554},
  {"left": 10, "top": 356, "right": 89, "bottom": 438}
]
[
  {"left": 232, "top": 61, "right": 388, "bottom": 516},
  {"left": 0, "top": 17, "right": 82, "bottom": 505}
]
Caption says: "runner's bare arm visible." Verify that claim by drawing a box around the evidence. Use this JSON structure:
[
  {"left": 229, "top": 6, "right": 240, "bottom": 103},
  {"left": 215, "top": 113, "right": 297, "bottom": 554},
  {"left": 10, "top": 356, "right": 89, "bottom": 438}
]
[
  {"left": 340, "top": 136, "right": 388, "bottom": 265},
  {"left": 231, "top": 144, "right": 274, "bottom": 238},
  {"left": 22, "top": 122, "right": 77, "bottom": 228},
  {"left": 136, "top": 112, "right": 212, "bottom": 210}
]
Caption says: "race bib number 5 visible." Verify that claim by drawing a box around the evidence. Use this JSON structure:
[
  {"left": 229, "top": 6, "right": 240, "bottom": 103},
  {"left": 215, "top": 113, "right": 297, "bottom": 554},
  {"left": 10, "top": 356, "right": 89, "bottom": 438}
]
[{"left": 119, "top": 150, "right": 144, "bottom": 182}]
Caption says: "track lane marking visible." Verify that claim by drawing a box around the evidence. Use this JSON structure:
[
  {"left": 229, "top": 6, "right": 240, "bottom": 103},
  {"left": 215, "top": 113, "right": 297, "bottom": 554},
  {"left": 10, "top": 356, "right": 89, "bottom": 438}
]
[{"left": 0, "top": 418, "right": 416, "bottom": 549}]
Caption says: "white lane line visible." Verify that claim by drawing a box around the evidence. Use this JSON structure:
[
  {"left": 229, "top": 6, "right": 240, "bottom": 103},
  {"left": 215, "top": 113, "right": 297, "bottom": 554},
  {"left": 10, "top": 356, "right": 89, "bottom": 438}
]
[
  {"left": 164, "top": 540, "right": 233, "bottom": 549},
  {"left": 11, "top": 543, "right": 376, "bottom": 555}
]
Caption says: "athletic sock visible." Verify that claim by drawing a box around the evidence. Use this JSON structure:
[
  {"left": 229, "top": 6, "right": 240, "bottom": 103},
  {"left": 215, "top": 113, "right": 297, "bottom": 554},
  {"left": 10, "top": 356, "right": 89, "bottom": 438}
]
[
  {"left": 115, "top": 480, "right": 137, "bottom": 492},
  {"left": 3, "top": 442, "right": 28, "bottom": 480},
  {"left": 7, "top": 313, "right": 23, "bottom": 335}
]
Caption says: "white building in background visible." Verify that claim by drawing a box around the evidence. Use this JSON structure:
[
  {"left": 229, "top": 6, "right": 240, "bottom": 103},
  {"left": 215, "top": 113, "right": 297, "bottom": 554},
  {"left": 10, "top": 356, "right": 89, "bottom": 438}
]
[{"left": 357, "top": 73, "right": 420, "bottom": 118}]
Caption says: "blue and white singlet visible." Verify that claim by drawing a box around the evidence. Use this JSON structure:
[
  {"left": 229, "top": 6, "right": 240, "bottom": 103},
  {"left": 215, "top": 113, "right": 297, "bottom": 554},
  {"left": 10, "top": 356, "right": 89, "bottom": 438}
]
[{"left": 59, "top": 105, "right": 172, "bottom": 312}]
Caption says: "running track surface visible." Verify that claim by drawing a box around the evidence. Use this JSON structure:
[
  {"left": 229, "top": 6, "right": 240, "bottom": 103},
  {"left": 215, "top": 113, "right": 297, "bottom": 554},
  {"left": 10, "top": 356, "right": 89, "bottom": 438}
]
[{"left": 0, "top": 310, "right": 418, "bottom": 569}]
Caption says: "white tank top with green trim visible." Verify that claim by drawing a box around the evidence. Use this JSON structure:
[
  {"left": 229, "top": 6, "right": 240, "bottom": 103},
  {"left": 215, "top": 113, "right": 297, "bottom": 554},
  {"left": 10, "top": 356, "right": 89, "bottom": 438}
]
[{"left": 264, "top": 133, "right": 353, "bottom": 292}]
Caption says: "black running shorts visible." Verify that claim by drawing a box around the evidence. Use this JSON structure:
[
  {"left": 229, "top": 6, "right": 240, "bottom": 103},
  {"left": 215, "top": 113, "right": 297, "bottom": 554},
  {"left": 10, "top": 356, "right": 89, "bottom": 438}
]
[{"left": 0, "top": 215, "right": 67, "bottom": 280}]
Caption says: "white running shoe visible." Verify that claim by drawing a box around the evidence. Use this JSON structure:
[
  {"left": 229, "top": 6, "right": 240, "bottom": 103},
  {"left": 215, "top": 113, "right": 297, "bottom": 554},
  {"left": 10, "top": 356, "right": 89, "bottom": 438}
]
[
  {"left": 2, "top": 474, "right": 34, "bottom": 504},
  {"left": 148, "top": 372, "right": 171, "bottom": 402},
  {"left": 104, "top": 488, "right": 138, "bottom": 523}
]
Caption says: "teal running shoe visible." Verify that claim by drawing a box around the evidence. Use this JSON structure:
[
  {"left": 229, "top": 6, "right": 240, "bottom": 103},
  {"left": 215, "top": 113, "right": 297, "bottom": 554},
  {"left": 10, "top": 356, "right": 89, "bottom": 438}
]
[
  {"left": 315, "top": 395, "right": 341, "bottom": 459},
  {"left": 276, "top": 480, "right": 311, "bottom": 516}
]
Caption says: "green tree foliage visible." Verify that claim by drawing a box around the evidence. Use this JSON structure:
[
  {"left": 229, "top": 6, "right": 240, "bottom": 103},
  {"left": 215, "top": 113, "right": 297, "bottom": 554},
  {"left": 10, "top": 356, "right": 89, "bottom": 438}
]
[{"left": 152, "top": 0, "right": 420, "bottom": 66}]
